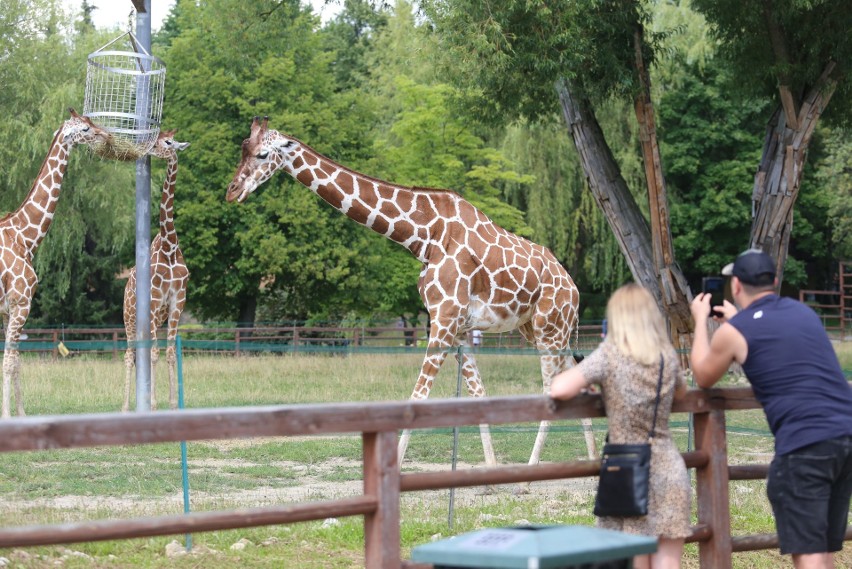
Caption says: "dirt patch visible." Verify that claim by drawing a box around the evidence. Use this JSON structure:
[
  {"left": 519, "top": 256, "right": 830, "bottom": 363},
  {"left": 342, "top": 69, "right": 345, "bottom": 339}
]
[{"left": 2, "top": 456, "right": 594, "bottom": 517}]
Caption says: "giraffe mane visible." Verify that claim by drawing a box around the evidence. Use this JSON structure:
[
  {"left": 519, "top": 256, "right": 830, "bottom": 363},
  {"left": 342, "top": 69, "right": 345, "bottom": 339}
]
[
  {"left": 0, "top": 128, "right": 65, "bottom": 225},
  {"left": 286, "top": 134, "right": 461, "bottom": 197}
]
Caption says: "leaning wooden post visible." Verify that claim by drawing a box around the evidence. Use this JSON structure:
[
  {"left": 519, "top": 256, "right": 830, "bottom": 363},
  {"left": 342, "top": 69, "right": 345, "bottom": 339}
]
[
  {"left": 694, "top": 408, "right": 732, "bottom": 568},
  {"left": 363, "top": 431, "right": 400, "bottom": 569}
]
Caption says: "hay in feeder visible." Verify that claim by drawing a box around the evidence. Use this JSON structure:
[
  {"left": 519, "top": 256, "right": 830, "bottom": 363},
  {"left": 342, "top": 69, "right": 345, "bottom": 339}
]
[
  {"left": 91, "top": 137, "right": 148, "bottom": 161},
  {"left": 83, "top": 31, "right": 166, "bottom": 162}
]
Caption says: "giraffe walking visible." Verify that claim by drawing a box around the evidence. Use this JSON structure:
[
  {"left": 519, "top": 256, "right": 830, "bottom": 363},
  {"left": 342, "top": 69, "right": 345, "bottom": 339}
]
[
  {"left": 226, "top": 117, "right": 597, "bottom": 465},
  {"left": 122, "top": 131, "right": 190, "bottom": 412},
  {"left": 0, "top": 109, "right": 112, "bottom": 418}
]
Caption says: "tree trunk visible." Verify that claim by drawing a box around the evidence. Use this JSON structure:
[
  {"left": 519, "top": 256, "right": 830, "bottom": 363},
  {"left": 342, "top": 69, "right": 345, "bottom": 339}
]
[
  {"left": 555, "top": 77, "right": 693, "bottom": 352},
  {"left": 237, "top": 295, "right": 258, "bottom": 337},
  {"left": 750, "top": 62, "right": 837, "bottom": 284},
  {"left": 632, "top": 26, "right": 693, "bottom": 352}
]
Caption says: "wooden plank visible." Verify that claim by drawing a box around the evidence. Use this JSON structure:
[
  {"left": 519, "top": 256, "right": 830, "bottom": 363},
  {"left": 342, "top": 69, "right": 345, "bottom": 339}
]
[
  {"left": 364, "top": 431, "right": 400, "bottom": 569},
  {"left": 732, "top": 526, "right": 852, "bottom": 553},
  {"left": 399, "top": 451, "right": 708, "bottom": 492},
  {"left": 0, "top": 497, "right": 376, "bottom": 548},
  {"left": 0, "top": 390, "right": 754, "bottom": 453},
  {"left": 695, "top": 409, "right": 733, "bottom": 568},
  {"left": 729, "top": 464, "right": 769, "bottom": 480}
]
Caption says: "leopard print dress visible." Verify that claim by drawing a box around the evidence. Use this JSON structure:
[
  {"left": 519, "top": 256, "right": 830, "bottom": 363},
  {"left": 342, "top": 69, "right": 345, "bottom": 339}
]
[{"left": 578, "top": 340, "right": 692, "bottom": 539}]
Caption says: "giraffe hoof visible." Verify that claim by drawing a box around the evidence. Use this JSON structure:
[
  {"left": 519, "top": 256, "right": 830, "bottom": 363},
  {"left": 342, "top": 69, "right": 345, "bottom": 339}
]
[
  {"left": 476, "top": 485, "right": 498, "bottom": 496},
  {"left": 513, "top": 483, "right": 532, "bottom": 496}
]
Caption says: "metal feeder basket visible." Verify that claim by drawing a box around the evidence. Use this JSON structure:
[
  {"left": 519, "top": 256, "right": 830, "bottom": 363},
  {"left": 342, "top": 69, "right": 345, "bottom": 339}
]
[{"left": 83, "top": 31, "right": 165, "bottom": 161}]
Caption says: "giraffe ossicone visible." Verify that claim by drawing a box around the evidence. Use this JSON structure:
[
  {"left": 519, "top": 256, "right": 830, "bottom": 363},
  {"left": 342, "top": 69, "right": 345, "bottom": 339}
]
[
  {"left": 123, "top": 129, "right": 191, "bottom": 412},
  {"left": 226, "top": 117, "right": 597, "bottom": 467},
  {"left": 0, "top": 109, "right": 112, "bottom": 418}
]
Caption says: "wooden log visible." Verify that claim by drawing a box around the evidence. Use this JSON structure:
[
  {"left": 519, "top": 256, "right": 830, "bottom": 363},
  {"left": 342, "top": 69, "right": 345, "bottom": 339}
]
[
  {"left": 695, "top": 409, "right": 733, "bottom": 568},
  {"left": 0, "top": 391, "right": 756, "bottom": 453},
  {"left": 399, "top": 451, "right": 708, "bottom": 492},
  {"left": 728, "top": 464, "right": 769, "bottom": 480},
  {"left": 0, "top": 497, "right": 377, "bottom": 548},
  {"left": 364, "top": 431, "right": 400, "bottom": 569}
]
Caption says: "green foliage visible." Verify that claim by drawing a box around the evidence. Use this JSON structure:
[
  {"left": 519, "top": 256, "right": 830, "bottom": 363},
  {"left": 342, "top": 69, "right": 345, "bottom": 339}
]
[
  {"left": 690, "top": 0, "right": 852, "bottom": 126},
  {"left": 422, "top": 0, "right": 668, "bottom": 122},
  {"left": 811, "top": 127, "right": 852, "bottom": 262},
  {"left": 500, "top": 120, "right": 631, "bottom": 309},
  {"left": 0, "top": 2, "right": 135, "bottom": 324},
  {"left": 660, "top": 59, "right": 767, "bottom": 281},
  {"left": 159, "top": 0, "right": 381, "bottom": 322}
]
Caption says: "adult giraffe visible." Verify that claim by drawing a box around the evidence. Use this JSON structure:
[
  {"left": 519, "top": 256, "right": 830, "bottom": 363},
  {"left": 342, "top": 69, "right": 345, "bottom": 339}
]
[
  {"left": 122, "top": 130, "right": 190, "bottom": 412},
  {"left": 226, "top": 117, "right": 596, "bottom": 466},
  {"left": 0, "top": 109, "right": 111, "bottom": 418}
]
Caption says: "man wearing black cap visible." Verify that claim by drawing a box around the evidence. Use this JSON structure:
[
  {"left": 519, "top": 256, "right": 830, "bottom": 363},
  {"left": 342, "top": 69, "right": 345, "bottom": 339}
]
[{"left": 690, "top": 248, "right": 852, "bottom": 569}]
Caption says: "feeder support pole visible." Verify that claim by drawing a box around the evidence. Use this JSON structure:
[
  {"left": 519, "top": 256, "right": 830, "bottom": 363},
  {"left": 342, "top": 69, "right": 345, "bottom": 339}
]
[{"left": 134, "top": 0, "right": 152, "bottom": 412}]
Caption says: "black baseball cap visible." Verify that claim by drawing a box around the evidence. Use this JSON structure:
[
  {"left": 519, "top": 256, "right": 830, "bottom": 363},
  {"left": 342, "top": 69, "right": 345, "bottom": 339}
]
[{"left": 721, "top": 249, "right": 776, "bottom": 286}]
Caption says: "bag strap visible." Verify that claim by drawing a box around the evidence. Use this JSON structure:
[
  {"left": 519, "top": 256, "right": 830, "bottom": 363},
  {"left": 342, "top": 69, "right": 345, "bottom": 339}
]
[{"left": 648, "top": 355, "right": 665, "bottom": 442}]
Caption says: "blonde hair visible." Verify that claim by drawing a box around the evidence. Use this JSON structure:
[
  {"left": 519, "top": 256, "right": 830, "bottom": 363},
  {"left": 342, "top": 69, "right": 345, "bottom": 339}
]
[{"left": 605, "top": 283, "right": 673, "bottom": 365}]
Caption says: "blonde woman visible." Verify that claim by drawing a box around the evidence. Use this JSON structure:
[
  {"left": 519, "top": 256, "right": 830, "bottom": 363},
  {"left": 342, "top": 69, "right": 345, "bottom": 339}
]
[{"left": 551, "top": 284, "right": 690, "bottom": 569}]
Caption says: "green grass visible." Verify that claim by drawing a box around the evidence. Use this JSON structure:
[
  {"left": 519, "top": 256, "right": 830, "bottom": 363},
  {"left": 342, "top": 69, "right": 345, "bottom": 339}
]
[{"left": 1, "top": 346, "right": 851, "bottom": 568}]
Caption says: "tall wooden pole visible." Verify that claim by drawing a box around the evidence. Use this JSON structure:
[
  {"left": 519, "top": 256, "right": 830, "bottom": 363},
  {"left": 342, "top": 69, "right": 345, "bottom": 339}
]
[{"left": 134, "top": 0, "right": 152, "bottom": 412}]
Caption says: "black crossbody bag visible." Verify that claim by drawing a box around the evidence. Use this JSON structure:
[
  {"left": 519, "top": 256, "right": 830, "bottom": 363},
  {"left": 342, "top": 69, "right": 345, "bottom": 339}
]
[{"left": 593, "top": 356, "right": 664, "bottom": 518}]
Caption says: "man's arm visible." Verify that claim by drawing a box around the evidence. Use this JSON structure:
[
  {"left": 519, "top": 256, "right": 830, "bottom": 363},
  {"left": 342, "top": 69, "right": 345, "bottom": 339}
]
[{"left": 690, "top": 294, "right": 747, "bottom": 388}]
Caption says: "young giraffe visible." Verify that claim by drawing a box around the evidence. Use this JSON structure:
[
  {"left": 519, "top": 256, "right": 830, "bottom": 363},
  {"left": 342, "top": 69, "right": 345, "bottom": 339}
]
[
  {"left": 122, "top": 130, "right": 190, "bottom": 412},
  {"left": 226, "top": 117, "right": 597, "bottom": 466},
  {"left": 0, "top": 109, "right": 112, "bottom": 418}
]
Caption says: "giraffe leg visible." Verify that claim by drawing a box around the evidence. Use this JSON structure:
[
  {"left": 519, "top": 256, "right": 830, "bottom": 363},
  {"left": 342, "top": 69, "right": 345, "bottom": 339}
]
[
  {"left": 2, "top": 349, "right": 12, "bottom": 419},
  {"left": 12, "top": 350, "right": 23, "bottom": 417},
  {"left": 3, "top": 303, "right": 29, "bottom": 418},
  {"left": 455, "top": 349, "right": 497, "bottom": 468},
  {"left": 399, "top": 344, "right": 451, "bottom": 464},
  {"left": 166, "top": 303, "right": 184, "bottom": 411},
  {"left": 150, "top": 338, "right": 159, "bottom": 412},
  {"left": 123, "top": 344, "right": 134, "bottom": 413},
  {"left": 2, "top": 349, "right": 21, "bottom": 418}
]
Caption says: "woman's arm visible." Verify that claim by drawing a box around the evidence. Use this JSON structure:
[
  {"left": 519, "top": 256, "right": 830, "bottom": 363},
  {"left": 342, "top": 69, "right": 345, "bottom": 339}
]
[{"left": 550, "top": 366, "right": 589, "bottom": 400}]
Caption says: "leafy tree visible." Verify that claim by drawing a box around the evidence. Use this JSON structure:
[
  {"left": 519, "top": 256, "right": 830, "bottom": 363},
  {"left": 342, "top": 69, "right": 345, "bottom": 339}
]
[
  {"left": 690, "top": 0, "right": 852, "bottom": 281},
  {"left": 660, "top": 59, "right": 768, "bottom": 283},
  {"left": 158, "top": 0, "right": 388, "bottom": 324},
  {"left": 807, "top": 127, "right": 852, "bottom": 267},
  {"left": 423, "top": 0, "right": 698, "bottom": 344},
  {"left": 0, "top": 1, "right": 135, "bottom": 325}
]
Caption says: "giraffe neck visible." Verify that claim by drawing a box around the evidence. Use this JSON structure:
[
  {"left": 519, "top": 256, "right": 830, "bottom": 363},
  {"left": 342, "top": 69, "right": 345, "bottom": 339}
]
[
  {"left": 283, "top": 146, "right": 434, "bottom": 260},
  {"left": 158, "top": 157, "right": 180, "bottom": 251},
  {"left": 6, "top": 130, "right": 71, "bottom": 258}
]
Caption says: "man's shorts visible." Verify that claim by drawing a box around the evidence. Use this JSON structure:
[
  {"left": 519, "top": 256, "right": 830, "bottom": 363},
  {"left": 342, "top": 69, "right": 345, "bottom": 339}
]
[{"left": 767, "top": 435, "right": 852, "bottom": 555}]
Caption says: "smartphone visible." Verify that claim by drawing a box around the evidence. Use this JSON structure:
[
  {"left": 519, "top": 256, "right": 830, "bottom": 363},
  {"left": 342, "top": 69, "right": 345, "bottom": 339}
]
[{"left": 702, "top": 277, "right": 725, "bottom": 318}]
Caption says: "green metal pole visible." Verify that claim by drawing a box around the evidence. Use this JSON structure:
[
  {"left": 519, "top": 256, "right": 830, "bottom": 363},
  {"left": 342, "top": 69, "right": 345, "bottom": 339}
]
[{"left": 177, "top": 335, "right": 192, "bottom": 552}]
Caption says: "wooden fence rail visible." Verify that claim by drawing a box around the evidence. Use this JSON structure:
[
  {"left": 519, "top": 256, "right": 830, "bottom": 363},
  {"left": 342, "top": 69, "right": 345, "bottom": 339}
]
[{"left": 0, "top": 387, "right": 849, "bottom": 568}]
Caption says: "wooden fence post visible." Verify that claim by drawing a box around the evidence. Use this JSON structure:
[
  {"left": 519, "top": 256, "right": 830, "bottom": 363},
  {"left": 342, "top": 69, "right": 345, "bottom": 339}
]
[
  {"left": 363, "top": 431, "right": 400, "bottom": 569},
  {"left": 694, "top": 408, "right": 732, "bottom": 568}
]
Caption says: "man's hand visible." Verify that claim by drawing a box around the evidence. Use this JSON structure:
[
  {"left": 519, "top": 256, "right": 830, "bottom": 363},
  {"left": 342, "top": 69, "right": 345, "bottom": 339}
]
[{"left": 690, "top": 293, "right": 712, "bottom": 325}]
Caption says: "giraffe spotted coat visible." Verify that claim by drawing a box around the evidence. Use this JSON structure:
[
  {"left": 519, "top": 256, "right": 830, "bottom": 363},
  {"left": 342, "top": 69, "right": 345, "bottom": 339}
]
[{"left": 578, "top": 340, "right": 692, "bottom": 539}]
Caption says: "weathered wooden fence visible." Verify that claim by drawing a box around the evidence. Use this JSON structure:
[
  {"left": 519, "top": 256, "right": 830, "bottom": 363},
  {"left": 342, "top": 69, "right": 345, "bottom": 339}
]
[{"left": 0, "top": 387, "right": 849, "bottom": 568}]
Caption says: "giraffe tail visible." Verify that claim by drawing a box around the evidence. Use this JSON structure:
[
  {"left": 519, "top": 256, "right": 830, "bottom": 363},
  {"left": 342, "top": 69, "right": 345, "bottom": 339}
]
[{"left": 572, "top": 315, "right": 583, "bottom": 364}]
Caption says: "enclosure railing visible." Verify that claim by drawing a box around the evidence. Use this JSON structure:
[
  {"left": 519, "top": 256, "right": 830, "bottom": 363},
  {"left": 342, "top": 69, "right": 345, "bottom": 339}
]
[
  {"left": 1, "top": 387, "right": 848, "bottom": 568},
  {"left": 7, "top": 324, "right": 607, "bottom": 358}
]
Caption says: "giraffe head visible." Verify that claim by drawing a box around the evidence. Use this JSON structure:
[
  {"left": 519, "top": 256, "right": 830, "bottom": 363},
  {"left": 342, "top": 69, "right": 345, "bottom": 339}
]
[
  {"left": 61, "top": 108, "right": 112, "bottom": 147},
  {"left": 147, "top": 129, "right": 191, "bottom": 160},
  {"left": 226, "top": 116, "right": 302, "bottom": 203}
]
